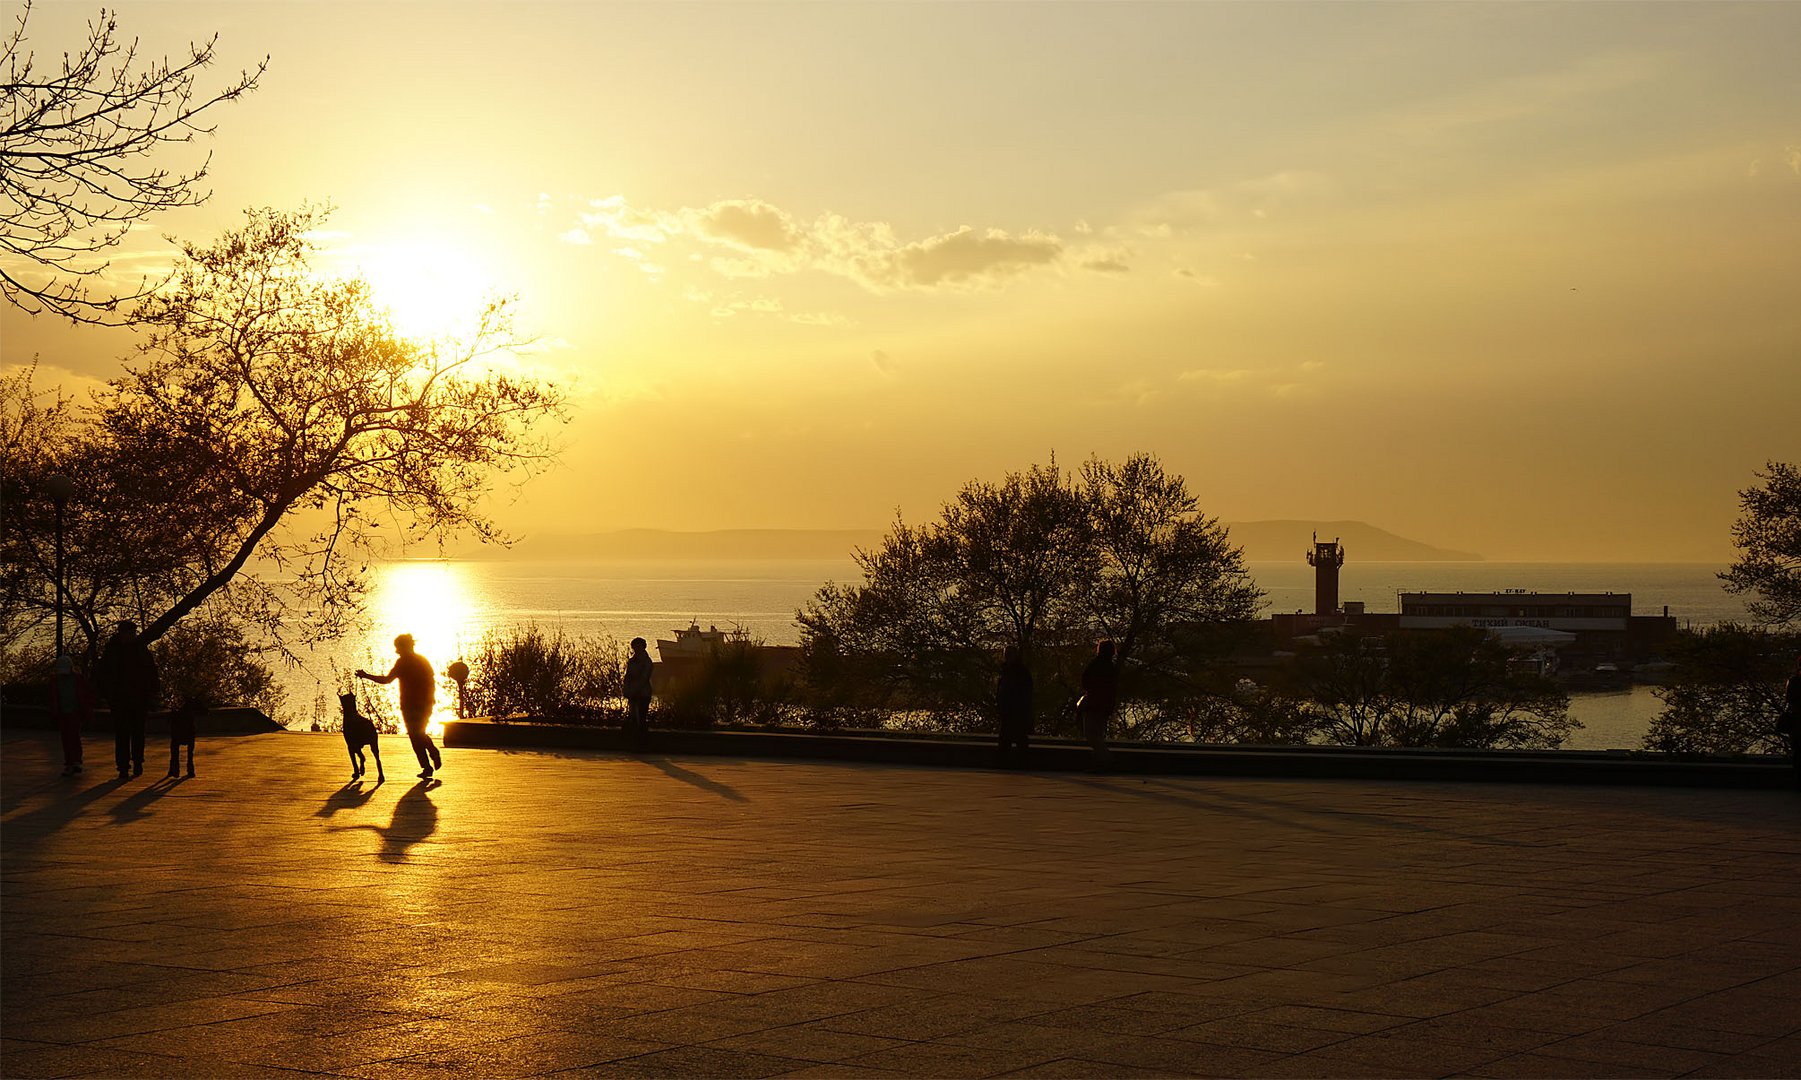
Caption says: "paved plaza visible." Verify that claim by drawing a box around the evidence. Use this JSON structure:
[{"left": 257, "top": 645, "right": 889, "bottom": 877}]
[{"left": 4, "top": 730, "right": 1800, "bottom": 1079}]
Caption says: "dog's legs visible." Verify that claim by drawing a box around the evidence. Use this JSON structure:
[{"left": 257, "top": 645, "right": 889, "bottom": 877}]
[
  {"left": 370, "top": 740, "right": 384, "bottom": 783},
  {"left": 349, "top": 745, "right": 362, "bottom": 780}
]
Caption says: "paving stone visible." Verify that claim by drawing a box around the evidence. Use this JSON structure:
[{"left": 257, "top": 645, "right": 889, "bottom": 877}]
[{"left": 4, "top": 730, "right": 1800, "bottom": 1080}]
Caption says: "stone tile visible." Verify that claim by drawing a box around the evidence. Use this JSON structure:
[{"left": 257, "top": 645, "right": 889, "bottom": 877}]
[
  {"left": 580, "top": 1043, "right": 824, "bottom": 1077},
  {"left": 703, "top": 1021, "right": 907, "bottom": 1063},
  {"left": 841, "top": 1039, "right": 1065, "bottom": 1078},
  {"left": 1165, "top": 1016, "right": 1355, "bottom": 1054},
  {"left": 6, "top": 731, "right": 1801, "bottom": 1080}
]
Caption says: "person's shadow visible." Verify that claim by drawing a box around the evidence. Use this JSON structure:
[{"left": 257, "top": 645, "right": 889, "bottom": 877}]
[
  {"left": 335, "top": 779, "right": 439, "bottom": 862},
  {"left": 107, "top": 774, "right": 181, "bottom": 826}
]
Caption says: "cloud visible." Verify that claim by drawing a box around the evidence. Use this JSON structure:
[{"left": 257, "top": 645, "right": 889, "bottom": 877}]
[
  {"left": 573, "top": 195, "right": 673, "bottom": 244},
  {"left": 557, "top": 195, "right": 1067, "bottom": 293},
  {"left": 874, "top": 227, "right": 1063, "bottom": 289},
  {"left": 1178, "top": 368, "right": 1250, "bottom": 385},
  {"left": 709, "top": 295, "right": 783, "bottom": 318},
  {"left": 1176, "top": 361, "right": 1324, "bottom": 400},
  {"left": 791, "top": 312, "right": 853, "bottom": 327},
  {"left": 1082, "top": 256, "right": 1131, "bottom": 274},
  {"left": 689, "top": 199, "right": 803, "bottom": 253},
  {"left": 870, "top": 349, "right": 896, "bottom": 375}
]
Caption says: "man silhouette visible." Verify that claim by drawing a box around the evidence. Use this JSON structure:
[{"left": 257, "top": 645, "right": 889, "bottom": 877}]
[
  {"left": 624, "top": 637, "right": 654, "bottom": 744},
  {"left": 996, "top": 646, "right": 1033, "bottom": 766},
  {"left": 1077, "top": 639, "right": 1118, "bottom": 770},
  {"left": 97, "top": 621, "right": 158, "bottom": 779},
  {"left": 357, "top": 635, "right": 442, "bottom": 779}
]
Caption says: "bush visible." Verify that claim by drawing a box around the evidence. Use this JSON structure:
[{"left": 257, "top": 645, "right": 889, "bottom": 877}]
[
  {"left": 1273, "top": 628, "right": 1576, "bottom": 749},
  {"left": 463, "top": 624, "right": 625, "bottom": 724},
  {"left": 1645, "top": 624, "right": 1798, "bottom": 755}
]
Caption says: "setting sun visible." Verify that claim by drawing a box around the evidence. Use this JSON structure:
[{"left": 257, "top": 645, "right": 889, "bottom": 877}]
[{"left": 357, "top": 238, "right": 498, "bottom": 342}]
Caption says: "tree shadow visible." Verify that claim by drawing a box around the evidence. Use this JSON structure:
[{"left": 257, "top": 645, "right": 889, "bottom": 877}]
[{"left": 639, "top": 757, "right": 748, "bottom": 803}]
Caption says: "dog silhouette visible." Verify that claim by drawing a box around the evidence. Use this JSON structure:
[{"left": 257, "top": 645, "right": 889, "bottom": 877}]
[{"left": 341, "top": 693, "right": 384, "bottom": 783}]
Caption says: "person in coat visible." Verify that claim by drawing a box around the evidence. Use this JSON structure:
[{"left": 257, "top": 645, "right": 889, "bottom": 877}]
[
  {"left": 1077, "top": 639, "right": 1118, "bottom": 769},
  {"left": 51, "top": 654, "right": 95, "bottom": 776},
  {"left": 624, "top": 637, "right": 654, "bottom": 743},
  {"left": 97, "top": 621, "right": 159, "bottom": 780},
  {"left": 996, "top": 646, "right": 1033, "bottom": 765}
]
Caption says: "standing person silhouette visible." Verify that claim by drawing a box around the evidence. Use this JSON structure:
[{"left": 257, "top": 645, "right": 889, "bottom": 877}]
[
  {"left": 1077, "top": 639, "right": 1118, "bottom": 771},
  {"left": 358, "top": 635, "right": 442, "bottom": 779},
  {"left": 52, "top": 655, "right": 95, "bottom": 776},
  {"left": 624, "top": 637, "right": 654, "bottom": 745},
  {"left": 97, "top": 620, "right": 159, "bottom": 780},
  {"left": 996, "top": 646, "right": 1033, "bottom": 766}
]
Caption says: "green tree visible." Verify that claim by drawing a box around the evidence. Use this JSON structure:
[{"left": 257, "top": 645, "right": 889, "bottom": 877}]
[
  {"left": 1, "top": 206, "right": 565, "bottom": 666},
  {"left": 1281, "top": 628, "right": 1576, "bottom": 749},
  {"left": 1720, "top": 461, "right": 1801, "bottom": 627},
  {"left": 2, "top": 2, "right": 266, "bottom": 321},
  {"left": 1645, "top": 624, "right": 1798, "bottom": 755}
]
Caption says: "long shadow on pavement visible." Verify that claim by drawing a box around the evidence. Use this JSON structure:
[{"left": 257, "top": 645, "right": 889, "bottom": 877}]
[
  {"left": 316, "top": 780, "right": 383, "bottom": 819},
  {"left": 639, "top": 757, "right": 749, "bottom": 802},
  {"left": 332, "top": 778, "right": 440, "bottom": 863},
  {"left": 1046, "top": 772, "right": 1515, "bottom": 842}
]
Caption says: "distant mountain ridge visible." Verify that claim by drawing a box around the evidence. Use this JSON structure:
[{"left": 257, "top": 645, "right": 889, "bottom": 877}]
[
  {"left": 1226, "top": 520, "right": 1481, "bottom": 562},
  {"left": 469, "top": 521, "right": 1479, "bottom": 562}
]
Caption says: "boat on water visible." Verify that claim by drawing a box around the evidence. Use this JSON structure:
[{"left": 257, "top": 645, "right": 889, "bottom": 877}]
[{"left": 655, "top": 622, "right": 733, "bottom": 662}]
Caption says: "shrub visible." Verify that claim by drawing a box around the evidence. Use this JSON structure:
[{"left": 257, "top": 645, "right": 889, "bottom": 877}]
[{"left": 463, "top": 624, "right": 625, "bottom": 724}]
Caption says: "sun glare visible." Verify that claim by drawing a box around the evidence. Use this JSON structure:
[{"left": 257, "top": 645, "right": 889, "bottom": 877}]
[
  {"left": 369, "top": 561, "right": 478, "bottom": 738},
  {"left": 359, "top": 240, "right": 497, "bottom": 342}
]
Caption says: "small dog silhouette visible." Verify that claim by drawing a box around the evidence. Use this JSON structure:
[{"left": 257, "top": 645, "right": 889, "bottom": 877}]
[{"left": 341, "top": 693, "right": 384, "bottom": 783}]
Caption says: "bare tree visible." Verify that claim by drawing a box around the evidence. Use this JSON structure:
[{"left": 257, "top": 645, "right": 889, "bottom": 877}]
[{"left": 1, "top": 1, "right": 265, "bottom": 321}]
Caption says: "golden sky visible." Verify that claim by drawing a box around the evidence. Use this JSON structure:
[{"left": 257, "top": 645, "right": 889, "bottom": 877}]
[{"left": 5, "top": 1, "right": 1798, "bottom": 561}]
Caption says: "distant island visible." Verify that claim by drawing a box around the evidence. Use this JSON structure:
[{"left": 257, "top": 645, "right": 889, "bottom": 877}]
[
  {"left": 454, "top": 521, "right": 1480, "bottom": 562},
  {"left": 1227, "top": 521, "right": 1482, "bottom": 562}
]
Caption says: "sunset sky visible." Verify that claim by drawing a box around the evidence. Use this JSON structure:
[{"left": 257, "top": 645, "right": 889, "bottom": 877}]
[{"left": 5, "top": 1, "right": 1797, "bottom": 562}]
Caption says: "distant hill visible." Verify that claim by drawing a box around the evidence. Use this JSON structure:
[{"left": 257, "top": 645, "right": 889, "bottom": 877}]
[
  {"left": 490, "top": 528, "right": 886, "bottom": 561},
  {"left": 469, "top": 521, "right": 1478, "bottom": 562},
  {"left": 1227, "top": 520, "right": 1481, "bottom": 562}
]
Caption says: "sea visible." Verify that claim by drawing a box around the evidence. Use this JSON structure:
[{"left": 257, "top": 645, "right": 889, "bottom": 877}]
[{"left": 275, "top": 559, "right": 1749, "bottom": 750}]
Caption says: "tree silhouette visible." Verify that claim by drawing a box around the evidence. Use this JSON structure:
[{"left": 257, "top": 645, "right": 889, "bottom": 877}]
[
  {"left": 1, "top": 206, "right": 564, "bottom": 660},
  {"left": 1, "top": 2, "right": 265, "bottom": 321},
  {"left": 798, "top": 454, "right": 1261, "bottom": 725},
  {"left": 1721, "top": 461, "right": 1801, "bottom": 628}
]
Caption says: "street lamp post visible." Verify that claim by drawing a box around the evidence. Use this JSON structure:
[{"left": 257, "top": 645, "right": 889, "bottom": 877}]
[{"left": 44, "top": 473, "right": 75, "bottom": 658}]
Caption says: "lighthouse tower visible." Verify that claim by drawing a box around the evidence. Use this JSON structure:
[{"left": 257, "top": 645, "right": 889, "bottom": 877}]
[{"left": 1306, "top": 533, "right": 1345, "bottom": 616}]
